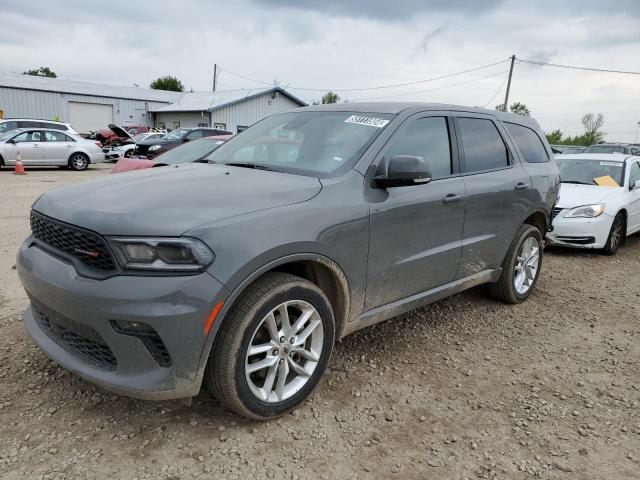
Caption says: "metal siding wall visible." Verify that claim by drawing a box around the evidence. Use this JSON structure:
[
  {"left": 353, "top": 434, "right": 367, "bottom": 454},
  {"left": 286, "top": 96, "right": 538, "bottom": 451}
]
[
  {"left": 154, "top": 112, "right": 207, "bottom": 129},
  {"left": 211, "top": 93, "right": 301, "bottom": 133},
  {"left": 0, "top": 87, "right": 170, "bottom": 128}
]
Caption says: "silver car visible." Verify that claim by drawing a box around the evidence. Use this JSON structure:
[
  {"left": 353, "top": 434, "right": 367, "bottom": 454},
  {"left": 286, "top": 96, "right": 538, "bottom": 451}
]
[{"left": 0, "top": 128, "right": 105, "bottom": 170}]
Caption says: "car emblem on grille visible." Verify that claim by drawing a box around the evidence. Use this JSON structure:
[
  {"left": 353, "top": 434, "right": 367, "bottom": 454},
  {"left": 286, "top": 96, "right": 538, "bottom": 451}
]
[{"left": 73, "top": 247, "right": 100, "bottom": 258}]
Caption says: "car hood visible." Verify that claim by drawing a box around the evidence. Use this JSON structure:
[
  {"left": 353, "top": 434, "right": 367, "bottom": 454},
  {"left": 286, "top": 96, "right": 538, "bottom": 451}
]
[
  {"left": 108, "top": 124, "right": 134, "bottom": 141},
  {"left": 557, "top": 183, "right": 622, "bottom": 208},
  {"left": 33, "top": 163, "right": 322, "bottom": 236},
  {"left": 137, "top": 137, "right": 177, "bottom": 146}
]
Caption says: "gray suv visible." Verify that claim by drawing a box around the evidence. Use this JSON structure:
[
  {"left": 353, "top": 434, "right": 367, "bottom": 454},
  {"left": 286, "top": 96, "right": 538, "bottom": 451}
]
[{"left": 17, "top": 103, "right": 559, "bottom": 419}]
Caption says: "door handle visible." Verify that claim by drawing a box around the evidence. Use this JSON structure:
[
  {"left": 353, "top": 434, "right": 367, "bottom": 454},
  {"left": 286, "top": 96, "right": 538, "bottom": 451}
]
[
  {"left": 442, "top": 194, "right": 462, "bottom": 204},
  {"left": 515, "top": 182, "right": 530, "bottom": 190},
  {"left": 32, "top": 144, "right": 41, "bottom": 148}
]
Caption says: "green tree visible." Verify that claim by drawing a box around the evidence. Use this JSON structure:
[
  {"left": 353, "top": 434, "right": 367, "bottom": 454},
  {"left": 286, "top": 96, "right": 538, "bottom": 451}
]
[
  {"left": 495, "top": 102, "right": 531, "bottom": 116},
  {"left": 150, "top": 76, "right": 184, "bottom": 92},
  {"left": 321, "top": 91, "right": 340, "bottom": 104},
  {"left": 23, "top": 66, "right": 57, "bottom": 78},
  {"left": 582, "top": 113, "right": 605, "bottom": 145},
  {"left": 546, "top": 129, "right": 563, "bottom": 144}
]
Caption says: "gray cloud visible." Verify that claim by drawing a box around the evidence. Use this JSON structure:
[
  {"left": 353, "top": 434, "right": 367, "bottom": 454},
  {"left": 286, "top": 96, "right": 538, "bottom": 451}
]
[
  {"left": 252, "top": 0, "right": 505, "bottom": 20},
  {"left": 418, "top": 27, "right": 447, "bottom": 52}
]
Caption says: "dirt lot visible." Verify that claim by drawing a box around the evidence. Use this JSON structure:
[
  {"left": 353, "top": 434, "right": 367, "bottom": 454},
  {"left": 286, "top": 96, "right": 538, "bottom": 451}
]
[{"left": 0, "top": 164, "right": 638, "bottom": 480}]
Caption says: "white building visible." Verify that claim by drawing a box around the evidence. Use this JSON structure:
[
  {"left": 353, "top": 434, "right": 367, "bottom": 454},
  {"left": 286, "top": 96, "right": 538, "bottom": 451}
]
[
  {"left": 149, "top": 87, "right": 307, "bottom": 134},
  {"left": 0, "top": 73, "right": 306, "bottom": 134}
]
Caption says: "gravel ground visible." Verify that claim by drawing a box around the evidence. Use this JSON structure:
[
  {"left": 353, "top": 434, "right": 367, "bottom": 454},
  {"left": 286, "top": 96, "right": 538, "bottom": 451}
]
[{"left": 0, "top": 165, "right": 639, "bottom": 480}]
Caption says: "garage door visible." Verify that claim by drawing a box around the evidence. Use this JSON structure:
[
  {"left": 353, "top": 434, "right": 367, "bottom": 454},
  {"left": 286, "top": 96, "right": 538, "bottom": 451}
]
[{"left": 68, "top": 102, "right": 114, "bottom": 133}]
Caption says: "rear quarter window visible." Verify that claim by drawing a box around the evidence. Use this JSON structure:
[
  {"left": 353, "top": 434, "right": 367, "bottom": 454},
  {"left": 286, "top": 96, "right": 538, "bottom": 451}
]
[{"left": 505, "top": 123, "right": 549, "bottom": 163}]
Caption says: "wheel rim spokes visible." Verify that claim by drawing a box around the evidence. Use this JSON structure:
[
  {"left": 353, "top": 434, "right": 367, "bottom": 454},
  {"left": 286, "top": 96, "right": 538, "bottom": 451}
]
[
  {"left": 514, "top": 237, "right": 539, "bottom": 295},
  {"left": 245, "top": 300, "right": 323, "bottom": 403}
]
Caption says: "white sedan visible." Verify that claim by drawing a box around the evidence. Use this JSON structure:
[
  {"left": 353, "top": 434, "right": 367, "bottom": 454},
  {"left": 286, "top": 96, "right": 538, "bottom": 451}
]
[
  {"left": 0, "top": 128, "right": 105, "bottom": 171},
  {"left": 548, "top": 153, "right": 640, "bottom": 254}
]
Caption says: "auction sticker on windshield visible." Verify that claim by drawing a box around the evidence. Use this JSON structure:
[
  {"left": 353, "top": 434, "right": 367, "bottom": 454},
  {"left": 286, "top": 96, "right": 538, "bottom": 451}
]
[
  {"left": 344, "top": 115, "right": 390, "bottom": 128},
  {"left": 600, "top": 161, "right": 623, "bottom": 166}
]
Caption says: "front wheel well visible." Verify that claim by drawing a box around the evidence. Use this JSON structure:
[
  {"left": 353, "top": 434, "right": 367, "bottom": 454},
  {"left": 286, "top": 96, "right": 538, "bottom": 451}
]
[{"left": 271, "top": 259, "right": 349, "bottom": 339}]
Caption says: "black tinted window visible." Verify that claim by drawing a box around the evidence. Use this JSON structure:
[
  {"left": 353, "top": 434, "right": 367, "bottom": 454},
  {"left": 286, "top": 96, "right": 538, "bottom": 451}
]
[
  {"left": 384, "top": 117, "right": 452, "bottom": 179},
  {"left": 458, "top": 118, "right": 508, "bottom": 172},
  {"left": 21, "top": 121, "right": 41, "bottom": 128},
  {"left": 44, "top": 122, "right": 67, "bottom": 131},
  {"left": 505, "top": 123, "right": 549, "bottom": 163},
  {"left": 0, "top": 121, "right": 18, "bottom": 133}
]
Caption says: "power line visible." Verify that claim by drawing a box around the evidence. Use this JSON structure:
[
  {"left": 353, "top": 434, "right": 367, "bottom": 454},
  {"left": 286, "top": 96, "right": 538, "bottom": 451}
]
[
  {"left": 484, "top": 72, "right": 510, "bottom": 107},
  {"left": 517, "top": 58, "right": 640, "bottom": 75},
  {"left": 358, "top": 69, "right": 511, "bottom": 101},
  {"left": 218, "top": 58, "right": 511, "bottom": 93}
]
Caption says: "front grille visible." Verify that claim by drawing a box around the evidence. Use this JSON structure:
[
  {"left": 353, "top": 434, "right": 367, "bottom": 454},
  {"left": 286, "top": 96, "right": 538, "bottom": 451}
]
[
  {"left": 30, "top": 211, "right": 116, "bottom": 272},
  {"left": 33, "top": 303, "right": 118, "bottom": 371},
  {"left": 552, "top": 207, "right": 562, "bottom": 219}
]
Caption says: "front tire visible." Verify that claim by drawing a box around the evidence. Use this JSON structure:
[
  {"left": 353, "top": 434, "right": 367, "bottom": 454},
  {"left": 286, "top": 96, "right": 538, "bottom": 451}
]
[
  {"left": 68, "top": 153, "right": 89, "bottom": 171},
  {"left": 488, "top": 224, "right": 543, "bottom": 304},
  {"left": 205, "top": 272, "right": 335, "bottom": 420},
  {"left": 602, "top": 212, "right": 625, "bottom": 255}
]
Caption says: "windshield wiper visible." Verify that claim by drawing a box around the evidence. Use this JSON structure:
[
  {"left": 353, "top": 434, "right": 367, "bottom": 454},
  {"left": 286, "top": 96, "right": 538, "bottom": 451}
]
[
  {"left": 561, "top": 180, "right": 593, "bottom": 185},
  {"left": 225, "top": 162, "right": 283, "bottom": 173}
]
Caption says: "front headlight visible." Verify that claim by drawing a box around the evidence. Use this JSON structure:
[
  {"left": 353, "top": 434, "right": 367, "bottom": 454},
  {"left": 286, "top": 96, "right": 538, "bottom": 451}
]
[
  {"left": 564, "top": 204, "right": 605, "bottom": 218},
  {"left": 109, "top": 237, "right": 214, "bottom": 272},
  {"left": 148, "top": 145, "right": 162, "bottom": 151}
]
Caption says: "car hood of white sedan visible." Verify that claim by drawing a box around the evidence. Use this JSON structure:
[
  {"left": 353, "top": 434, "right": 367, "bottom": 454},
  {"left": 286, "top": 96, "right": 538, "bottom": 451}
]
[{"left": 557, "top": 183, "right": 622, "bottom": 208}]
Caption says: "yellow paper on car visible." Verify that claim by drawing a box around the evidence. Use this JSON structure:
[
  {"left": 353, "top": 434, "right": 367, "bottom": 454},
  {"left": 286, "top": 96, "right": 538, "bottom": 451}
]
[{"left": 593, "top": 175, "right": 619, "bottom": 187}]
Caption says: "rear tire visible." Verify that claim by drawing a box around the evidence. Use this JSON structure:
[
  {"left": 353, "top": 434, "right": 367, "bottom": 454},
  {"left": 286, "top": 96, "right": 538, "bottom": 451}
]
[
  {"left": 205, "top": 272, "right": 335, "bottom": 420},
  {"left": 488, "top": 224, "right": 543, "bottom": 304},
  {"left": 68, "top": 153, "right": 89, "bottom": 171},
  {"left": 602, "top": 212, "right": 625, "bottom": 255}
]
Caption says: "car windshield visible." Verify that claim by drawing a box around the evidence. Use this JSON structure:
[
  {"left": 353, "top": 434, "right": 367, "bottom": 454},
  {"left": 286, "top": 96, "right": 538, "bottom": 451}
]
[
  {"left": 162, "top": 128, "right": 189, "bottom": 140},
  {"left": 205, "top": 111, "right": 395, "bottom": 177},
  {"left": 585, "top": 145, "right": 625, "bottom": 154},
  {"left": 132, "top": 133, "right": 146, "bottom": 142},
  {"left": 154, "top": 137, "right": 225, "bottom": 165},
  {"left": 556, "top": 157, "right": 625, "bottom": 186}
]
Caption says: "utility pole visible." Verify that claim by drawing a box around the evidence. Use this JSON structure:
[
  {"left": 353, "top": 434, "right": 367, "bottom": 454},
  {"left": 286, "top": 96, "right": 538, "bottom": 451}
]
[
  {"left": 213, "top": 64, "right": 218, "bottom": 92},
  {"left": 502, "top": 55, "right": 516, "bottom": 112}
]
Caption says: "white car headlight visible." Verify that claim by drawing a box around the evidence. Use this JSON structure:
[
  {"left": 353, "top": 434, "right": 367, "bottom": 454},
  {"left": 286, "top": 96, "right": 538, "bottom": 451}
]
[
  {"left": 109, "top": 237, "right": 214, "bottom": 272},
  {"left": 148, "top": 145, "right": 162, "bottom": 151},
  {"left": 564, "top": 204, "right": 605, "bottom": 218}
]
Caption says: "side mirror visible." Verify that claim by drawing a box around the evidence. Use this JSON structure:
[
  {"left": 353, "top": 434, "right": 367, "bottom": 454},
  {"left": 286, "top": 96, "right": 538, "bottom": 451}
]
[
  {"left": 632, "top": 179, "right": 640, "bottom": 190},
  {"left": 375, "top": 155, "right": 431, "bottom": 188},
  {"left": 182, "top": 137, "right": 190, "bottom": 142},
  {"left": 7, "top": 138, "right": 16, "bottom": 144}
]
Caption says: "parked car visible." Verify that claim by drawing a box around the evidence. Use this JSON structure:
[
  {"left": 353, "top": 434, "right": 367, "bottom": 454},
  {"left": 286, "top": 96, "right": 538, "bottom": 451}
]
[
  {"left": 103, "top": 130, "right": 165, "bottom": 161},
  {"left": 0, "top": 128, "right": 104, "bottom": 170},
  {"left": 583, "top": 143, "right": 639, "bottom": 155},
  {"left": 134, "top": 127, "right": 231, "bottom": 159},
  {"left": 0, "top": 118, "right": 78, "bottom": 135},
  {"left": 96, "top": 124, "right": 152, "bottom": 147},
  {"left": 548, "top": 153, "right": 640, "bottom": 254},
  {"left": 550, "top": 144, "right": 586, "bottom": 154},
  {"left": 17, "top": 103, "right": 558, "bottom": 419},
  {"left": 111, "top": 135, "right": 232, "bottom": 173}
]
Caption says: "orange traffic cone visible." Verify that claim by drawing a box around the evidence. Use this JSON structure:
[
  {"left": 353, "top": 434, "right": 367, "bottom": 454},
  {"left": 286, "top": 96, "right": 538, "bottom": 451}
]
[{"left": 14, "top": 151, "right": 25, "bottom": 175}]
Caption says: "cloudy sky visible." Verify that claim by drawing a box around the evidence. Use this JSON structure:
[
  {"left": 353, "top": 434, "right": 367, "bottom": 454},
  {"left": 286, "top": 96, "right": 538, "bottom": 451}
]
[{"left": 1, "top": 0, "right": 639, "bottom": 141}]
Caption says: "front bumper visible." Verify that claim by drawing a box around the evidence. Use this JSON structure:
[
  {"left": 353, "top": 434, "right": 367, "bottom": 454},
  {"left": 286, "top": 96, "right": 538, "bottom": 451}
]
[
  {"left": 88, "top": 151, "right": 107, "bottom": 164},
  {"left": 17, "top": 239, "right": 226, "bottom": 399},
  {"left": 547, "top": 209, "right": 613, "bottom": 249}
]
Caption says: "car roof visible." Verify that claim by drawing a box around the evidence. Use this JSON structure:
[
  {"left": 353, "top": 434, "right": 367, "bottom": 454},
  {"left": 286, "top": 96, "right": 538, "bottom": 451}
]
[
  {"left": 294, "top": 102, "right": 541, "bottom": 127},
  {"left": 0, "top": 118, "right": 69, "bottom": 124},
  {"left": 555, "top": 153, "right": 636, "bottom": 161}
]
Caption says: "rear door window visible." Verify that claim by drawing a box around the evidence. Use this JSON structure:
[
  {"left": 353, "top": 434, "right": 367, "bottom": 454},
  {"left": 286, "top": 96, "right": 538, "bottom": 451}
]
[
  {"left": 44, "top": 122, "right": 67, "bottom": 131},
  {"left": 186, "top": 130, "right": 205, "bottom": 140},
  {"left": 44, "top": 131, "right": 69, "bottom": 142},
  {"left": 457, "top": 117, "right": 509, "bottom": 173},
  {"left": 505, "top": 123, "right": 549, "bottom": 163},
  {"left": 383, "top": 117, "right": 452, "bottom": 179},
  {"left": 20, "top": 121, "right": 41, "bottom": 128}
]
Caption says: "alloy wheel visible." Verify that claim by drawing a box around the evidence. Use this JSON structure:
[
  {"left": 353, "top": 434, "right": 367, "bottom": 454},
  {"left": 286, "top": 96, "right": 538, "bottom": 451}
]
[
  {"left": 71, "top": 154, "right": 87, "bottom": 170},
  {"left": 245, "top": 300, "right": 323, "bottom": 403},
  {"left": 513, "top": 236, "right": 539, "bottom": 295},
  {"left": 609, "top": 216, "right": 623, "bottom": 251}
]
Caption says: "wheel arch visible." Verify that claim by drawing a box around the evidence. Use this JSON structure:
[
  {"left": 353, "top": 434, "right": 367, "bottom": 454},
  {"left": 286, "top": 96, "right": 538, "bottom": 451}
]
[
  {"left": 523, "top": 209, "right": 548, "bottom": 235},
  {"left": 193, "top": 253, "right": 351, "bottom": 394},
  {"left": 68, "top": 151, "right": 91, "bottom": 165}
]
